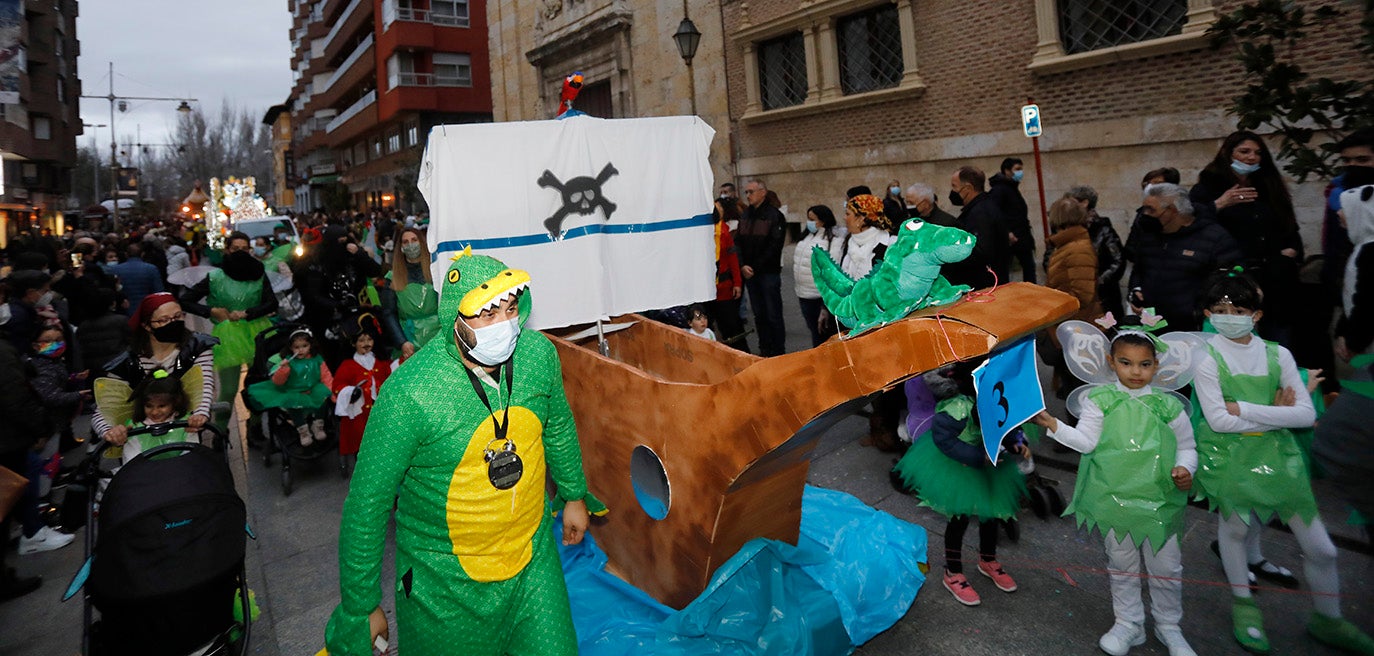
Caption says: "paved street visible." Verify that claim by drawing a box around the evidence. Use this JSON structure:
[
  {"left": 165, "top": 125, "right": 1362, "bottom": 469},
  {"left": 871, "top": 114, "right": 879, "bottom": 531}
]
[{"left": 3, "top": 242, "right": 1371, "bottom": 655}]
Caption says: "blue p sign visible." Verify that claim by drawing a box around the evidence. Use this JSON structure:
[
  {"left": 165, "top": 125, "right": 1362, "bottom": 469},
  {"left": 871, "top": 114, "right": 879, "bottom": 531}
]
[{"left": 1021, "top": 104, "right": 1042, "bottom": 138}]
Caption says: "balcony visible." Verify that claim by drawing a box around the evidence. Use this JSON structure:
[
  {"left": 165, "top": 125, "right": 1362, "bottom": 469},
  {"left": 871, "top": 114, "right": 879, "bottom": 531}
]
[
  {"left": 389, "top": 72, "right": 471, "bottom": 89},
  {"left": 322, "top": 33, "right": 373, "bottom": 95},
  {"left": 327, "top": 90, "right": 376, "bottom": 133},
  {"left": 381, "top": 0, "right": 469, "bottom": 29},
  {"left": 322, "top": 0, "right": 370, "bottom": 61}
]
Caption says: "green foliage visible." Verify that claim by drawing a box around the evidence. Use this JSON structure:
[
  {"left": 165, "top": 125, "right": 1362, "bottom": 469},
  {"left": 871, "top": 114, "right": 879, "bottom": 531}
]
[{"left": 1208, "top": 0, "right": 1374, "bottom": 181}]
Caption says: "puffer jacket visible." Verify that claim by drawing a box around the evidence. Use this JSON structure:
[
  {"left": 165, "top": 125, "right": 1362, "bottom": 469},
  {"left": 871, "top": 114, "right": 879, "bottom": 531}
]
[
  {"left": 0, "top": 341, "right": 51, "bottom": 455},
  {"left": 1046, "top": 226, "right": 1101, "bottom": 323}
]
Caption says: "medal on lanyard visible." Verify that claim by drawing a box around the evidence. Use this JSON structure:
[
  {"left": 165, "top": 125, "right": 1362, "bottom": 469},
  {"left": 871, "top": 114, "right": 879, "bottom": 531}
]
[{"left": 466, "top": 359, "right": 522, "bottom": 490}]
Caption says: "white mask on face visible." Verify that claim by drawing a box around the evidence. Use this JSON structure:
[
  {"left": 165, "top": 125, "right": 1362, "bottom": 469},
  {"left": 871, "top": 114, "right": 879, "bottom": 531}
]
[
  {"left": 456, "top": 316, "right": 521, "bottom": 366},
  {"left": 1210, "top": 313, "right": 1254, "bottom": 339}
]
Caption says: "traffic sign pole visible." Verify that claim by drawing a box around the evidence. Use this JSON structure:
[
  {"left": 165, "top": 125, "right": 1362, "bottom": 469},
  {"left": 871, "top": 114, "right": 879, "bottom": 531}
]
[{"left": 1024, "top": 99, "right": 1050, "bottom": 244}]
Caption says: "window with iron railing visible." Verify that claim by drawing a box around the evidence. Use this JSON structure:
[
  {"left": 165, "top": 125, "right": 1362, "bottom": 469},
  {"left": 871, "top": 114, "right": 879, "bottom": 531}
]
[
  {"left": 1058, "top": 0, "right": 1188, "bottom": 54},
  {"left": 837, "top": 4, "right": 903, "bottom": 95},
  {"left": 757, "top": 32, "right": 807, "bottom": 110}
]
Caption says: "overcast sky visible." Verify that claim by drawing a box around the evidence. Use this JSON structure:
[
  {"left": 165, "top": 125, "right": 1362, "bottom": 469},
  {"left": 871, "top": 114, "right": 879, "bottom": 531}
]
[{"left": 76, "top": 0, "right": 294, "bottom": 155}]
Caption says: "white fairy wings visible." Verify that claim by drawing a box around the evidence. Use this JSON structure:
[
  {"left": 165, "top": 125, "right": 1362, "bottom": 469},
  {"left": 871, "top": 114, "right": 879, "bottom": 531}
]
[{"left": 1055, "top": 320, "right": 1207, "bottom": 417}]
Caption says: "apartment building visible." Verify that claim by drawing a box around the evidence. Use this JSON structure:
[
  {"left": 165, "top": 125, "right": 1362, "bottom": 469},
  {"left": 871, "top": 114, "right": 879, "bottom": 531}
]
[
  {"left": 0, "top": 0, "right": 80, "bottom": 245},
  {"left": 285, "top": 0, "right": 492, "bottom": 213}
]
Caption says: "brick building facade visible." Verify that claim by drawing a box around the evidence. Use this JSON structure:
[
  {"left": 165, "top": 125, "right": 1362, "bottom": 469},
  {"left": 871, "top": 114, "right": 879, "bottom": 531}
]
[{"left": 721, "top": 0, "right": 1367, "bottom": 251}]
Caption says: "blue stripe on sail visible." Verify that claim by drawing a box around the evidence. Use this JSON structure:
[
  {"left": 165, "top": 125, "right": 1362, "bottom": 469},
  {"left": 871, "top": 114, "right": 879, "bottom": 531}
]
[{"left": 433, "top": 213, "right": 713, "bottom": 257}]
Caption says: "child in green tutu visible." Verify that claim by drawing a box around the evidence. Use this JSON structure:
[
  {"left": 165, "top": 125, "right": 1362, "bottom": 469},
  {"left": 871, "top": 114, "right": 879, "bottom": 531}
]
[
  {"left": 245, "top": 327, "right": 333, "bottom": 446},
  {"left": 892, "top": 359, "right": 1027, "bottom": 607}
]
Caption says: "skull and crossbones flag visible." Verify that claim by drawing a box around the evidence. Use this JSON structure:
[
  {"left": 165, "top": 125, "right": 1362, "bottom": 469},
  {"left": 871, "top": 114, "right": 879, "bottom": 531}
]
[{"left": 419, "top": 115, "right": 717, "bottom": 330}]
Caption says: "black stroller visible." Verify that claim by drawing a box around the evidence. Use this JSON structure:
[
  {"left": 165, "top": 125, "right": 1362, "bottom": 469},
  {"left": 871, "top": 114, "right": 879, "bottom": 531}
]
[
  {"left": 63, "top": 422, "right": 252, "bottom": 656},
  {"left": 242, "top": 322, "right": 339, "bottom": 495}
]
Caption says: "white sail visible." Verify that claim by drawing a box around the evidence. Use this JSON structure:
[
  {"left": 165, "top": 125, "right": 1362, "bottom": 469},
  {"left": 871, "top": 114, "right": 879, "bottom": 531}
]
[{"left": 420, "top": 115, "right": 717, "bottom": 330}]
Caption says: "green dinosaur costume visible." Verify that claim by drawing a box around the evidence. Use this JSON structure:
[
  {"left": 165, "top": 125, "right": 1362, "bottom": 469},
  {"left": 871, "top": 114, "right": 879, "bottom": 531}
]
[
  {"left": 325, "top": 249, "right": 604, "bottom": 656},
  {"left": 812, "top": 218, "right": 975, "bottom": 335},
  {"left": 1066, "top": 386, "right": 1188, "bottom": 553}
]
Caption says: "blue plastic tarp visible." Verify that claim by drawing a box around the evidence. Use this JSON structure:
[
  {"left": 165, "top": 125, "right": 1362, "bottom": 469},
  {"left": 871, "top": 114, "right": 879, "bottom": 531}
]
[{"left": 558, "top": 485, "right": 928, "bottom": 655}]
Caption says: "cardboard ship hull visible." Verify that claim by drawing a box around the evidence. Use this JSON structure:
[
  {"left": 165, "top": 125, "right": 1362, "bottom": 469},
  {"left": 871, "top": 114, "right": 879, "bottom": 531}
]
[{"left": 548, "top": 282, "right": 1078, "bottom": 609}]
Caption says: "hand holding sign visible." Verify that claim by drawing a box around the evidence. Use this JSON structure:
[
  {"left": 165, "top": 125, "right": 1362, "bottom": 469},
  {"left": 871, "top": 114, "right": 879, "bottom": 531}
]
[{"left": 972, "top": 337, "right": 1045, "bottom": 465}]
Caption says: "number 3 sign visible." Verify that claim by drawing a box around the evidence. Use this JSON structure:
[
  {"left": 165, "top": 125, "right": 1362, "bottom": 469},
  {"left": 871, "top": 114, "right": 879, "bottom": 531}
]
[{"left": 972, "top": 337, "right": 1045, "bottom": 464}]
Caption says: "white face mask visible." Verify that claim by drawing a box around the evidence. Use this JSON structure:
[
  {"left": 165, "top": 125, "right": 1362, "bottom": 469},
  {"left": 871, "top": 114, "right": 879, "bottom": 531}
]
[
  {"left": 0, "top": 303, "right": 10, "bottom": 326},
  {"left": 456, "top": 316, "right": 521, "bottom": 366},
  {"left": 1210, "top": 313, "right": 1254, "bottom": 339}
]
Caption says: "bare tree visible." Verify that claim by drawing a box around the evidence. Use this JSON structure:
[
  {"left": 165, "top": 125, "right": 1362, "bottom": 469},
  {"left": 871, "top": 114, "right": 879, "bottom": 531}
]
[{"left": 134, "top": 101, "right": 273, "bottom": 207}]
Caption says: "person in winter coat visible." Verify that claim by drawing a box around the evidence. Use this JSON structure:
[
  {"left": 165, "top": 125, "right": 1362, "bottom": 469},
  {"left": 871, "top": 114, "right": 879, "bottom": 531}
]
[
  {"left": 1190, "top": 131, "right": 1304, "bottom": 345},
  {"left": 75, "top": 288, "right": 131, "bottom": 374},
  {"left": 1048, "top": 186, "right": 1126, "bottom": 318},
  {"left": 987, "top": 158, "right": 1037, "bottom": 283},
  {"left": 709, "top": 200, "right": 748, "bottom": 352},
  {"left": 1041, "top": 196, "right": 1101, "bottom": 396},
  {"left": 1125, "top": 184, "right": 1242, "bottom": 332},
  {"left": 0, "top": 339, "right": 59, "bottom": 602},
  {"left": 104, "top": 242, "right": 164, "bottom": 317},
  {"left": 165, "top": 239, "right": 192, "bottom": 279},
  {"left": 1314, "top": 184, "right": 1374, "bottom": 525},
  {"left": 839, "top": 194, "right": 895, "bottom": 282},
  {"left": 947, "top": 166, "right": 1009, "bottom": 289},
  {"left": 736, "top": 180, "right": 788, "bottom": 356},
  {"left": 793, "top": 205, "right": 846, "bottom": 347}
]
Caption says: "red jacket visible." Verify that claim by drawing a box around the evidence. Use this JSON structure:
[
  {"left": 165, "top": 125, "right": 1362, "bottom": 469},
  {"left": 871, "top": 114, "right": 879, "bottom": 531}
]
[{"left": 715, "top": 222, "right": 743, "bottom": 301}]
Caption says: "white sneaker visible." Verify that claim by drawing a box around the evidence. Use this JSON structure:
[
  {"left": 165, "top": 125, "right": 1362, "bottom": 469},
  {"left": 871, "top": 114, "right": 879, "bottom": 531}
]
[
  {"left": 18, "top": 526, "right": 75, "bottom": 555},
  {"left": 1153, "top": 624, "right": 1197, "bottom": 656},
  {"left": 1099, "top": 621, "right": 1146, "bottom": 656}
]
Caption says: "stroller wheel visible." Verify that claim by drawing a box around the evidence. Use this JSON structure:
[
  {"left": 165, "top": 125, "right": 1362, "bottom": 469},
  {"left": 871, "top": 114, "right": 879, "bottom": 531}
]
[
  {"left": 1028, "top": 486, "right": 1049, "bottom": 520},
  {"left": 1045, "top": 486, "right": 1066, "bottom": 516},
  {"left": 281, "top": 467, "right": 292, "bottom": 496},
  {"left": 1002, "top": 518, "right": 1020, "bottom": 543}
]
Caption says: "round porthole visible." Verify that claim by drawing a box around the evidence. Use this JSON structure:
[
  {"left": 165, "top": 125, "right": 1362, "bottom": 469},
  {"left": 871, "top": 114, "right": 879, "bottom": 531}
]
[{"left": 630, "top": 445, "right": 670, "bottom": 520}]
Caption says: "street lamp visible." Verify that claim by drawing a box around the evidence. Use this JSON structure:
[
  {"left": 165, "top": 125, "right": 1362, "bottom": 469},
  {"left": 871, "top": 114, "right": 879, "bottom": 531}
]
[
  {"left": 674, "top": 14, "right": 702, "bottom": 115},
  {"left": 80, "top": 62, "right": 197, "bottom": 232},
  {"left": 82, "top": 123, "right": 106, "bottom": 207}
]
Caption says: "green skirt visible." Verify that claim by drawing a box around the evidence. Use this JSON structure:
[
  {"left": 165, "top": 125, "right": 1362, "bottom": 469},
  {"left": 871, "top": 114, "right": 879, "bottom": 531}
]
[
  {"left": 244, "top": 379, "right": 330, "bottom": 411},
  {"left": 893, "top": 433, "right": 1026, "bottom": 520},
  {"left": 1194, "top": 428, "right": 1318, "bottom": 525},
  {"left": 211, "top": 316, "right": 273, "bottom": 369}
]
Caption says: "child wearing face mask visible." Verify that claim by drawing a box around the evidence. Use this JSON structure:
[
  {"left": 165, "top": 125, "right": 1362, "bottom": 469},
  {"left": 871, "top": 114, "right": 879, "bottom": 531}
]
[
  {"left": 245, "top": 328, "right": 333, "bottom": 447},
  {"left": 1192, "top": 271, "right": 1374, "bottom": 654},
  {"left": 1030, "top": 324, "right": 1197, "bottom": 656}
]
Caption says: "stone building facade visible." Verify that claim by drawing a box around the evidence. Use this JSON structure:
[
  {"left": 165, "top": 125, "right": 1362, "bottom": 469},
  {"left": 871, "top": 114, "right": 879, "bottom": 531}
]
[
  {"left": 721, "top": 0, "right": 1367, "bottom": 251},
  {"left": 488, "top": 0, "right": 734, "bottom": 185}
]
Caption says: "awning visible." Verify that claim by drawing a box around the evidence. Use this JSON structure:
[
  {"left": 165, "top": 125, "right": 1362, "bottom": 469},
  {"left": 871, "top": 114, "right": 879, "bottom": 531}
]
[{"left": 309, "top": 174, "right": 339, "bottom": 185}]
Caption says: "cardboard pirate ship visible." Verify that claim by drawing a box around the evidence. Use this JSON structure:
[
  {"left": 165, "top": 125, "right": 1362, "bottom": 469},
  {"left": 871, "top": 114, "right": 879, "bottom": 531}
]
[{"left": 550, "top": 282, "right": 1076, "bottom": 608}]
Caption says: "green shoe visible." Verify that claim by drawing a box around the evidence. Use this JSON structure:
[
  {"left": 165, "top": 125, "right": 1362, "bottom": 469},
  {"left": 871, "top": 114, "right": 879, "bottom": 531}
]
[
  {"left": 1308, "top": 613, "right": 1374, "bottom": 655},
  {"left": 1232, "top": 596, "right": 1271, "bottom": 654}
]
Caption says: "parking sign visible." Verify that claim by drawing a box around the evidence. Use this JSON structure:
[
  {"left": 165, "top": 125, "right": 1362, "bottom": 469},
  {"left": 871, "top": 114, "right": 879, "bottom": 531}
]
[{"left": 1021, "top": 104, "right": 1042, "bottom": 138}]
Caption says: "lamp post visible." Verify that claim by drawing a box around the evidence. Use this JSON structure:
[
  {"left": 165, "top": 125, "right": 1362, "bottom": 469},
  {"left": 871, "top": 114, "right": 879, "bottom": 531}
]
[
  {"left": 82, "top": 123, "right": 106, "bottom": 207},
  {"left": 81, "top": 62, "right": 195, "bottom": 232},
  {"left": 673, "top": 7, "right": 702, "bottom": 116}
]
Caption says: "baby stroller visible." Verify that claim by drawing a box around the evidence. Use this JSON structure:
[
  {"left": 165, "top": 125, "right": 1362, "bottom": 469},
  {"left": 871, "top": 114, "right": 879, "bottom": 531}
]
[
  {"left": 242, "top": 321, "right": 339, "bottom": 496},
  {"left": 63, "top": 422, "right": 252, "bottom": 656}
]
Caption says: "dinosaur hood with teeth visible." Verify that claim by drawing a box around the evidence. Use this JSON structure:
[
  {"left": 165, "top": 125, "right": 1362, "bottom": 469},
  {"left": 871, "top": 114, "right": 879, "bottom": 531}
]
[
  {"left": 439, "top": 247, "right": 533, "bottom": 361},
  {"left": 812, "top": 218, "right": 977, "bottom": 335}
]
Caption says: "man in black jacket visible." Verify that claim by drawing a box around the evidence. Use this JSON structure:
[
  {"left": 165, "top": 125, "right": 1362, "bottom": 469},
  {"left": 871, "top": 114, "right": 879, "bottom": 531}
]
[
  {"left": 946, "top": 167, "right": 1009, "bottom": 289},
  {"left": 737, "top": 180, "right": 788, "bottom": 356},
  {"left": 1125, "top": 183, "right": 1241, "bottom": 331},
  {"left": 987, "top": 158, "right": 1037, "bottom": 283}
]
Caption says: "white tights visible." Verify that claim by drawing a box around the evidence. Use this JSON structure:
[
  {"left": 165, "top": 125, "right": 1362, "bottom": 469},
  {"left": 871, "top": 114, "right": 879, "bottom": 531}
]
[
  {"left": 1105, "top": 531, "right": 1183, "bottom": 626},
  {"left": 1216, "top": 512, "right": 1341, "bottom": 617}
]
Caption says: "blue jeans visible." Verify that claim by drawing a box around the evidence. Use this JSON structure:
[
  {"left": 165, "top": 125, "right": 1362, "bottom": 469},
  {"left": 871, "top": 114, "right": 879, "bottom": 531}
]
[{"left": 745, "top": 272, "right": 786, "bottom": 356}]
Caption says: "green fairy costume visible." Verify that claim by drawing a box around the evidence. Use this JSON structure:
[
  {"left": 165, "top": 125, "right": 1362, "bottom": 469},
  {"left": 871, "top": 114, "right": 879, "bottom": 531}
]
[
  {"left": 892, "top": 396, "right": 1025, "bottom": 520},
  {"left": 325, "top": 249, "right": 605, "bottom": 656},
  {"left": 206, "top": 269, "right": 274, "bottom": 369},
  {"left": 1194, "top": 342, "right": 1318, "bottom": 525},
  {"left": 385, "top": 270, "right": 441, "bottom": 348},
  {"left": 1067, "top": 386, "right": 1187, "bottom": 552},
  {"left": 244, "top": 353, "right": 330, "bottom": 410}
]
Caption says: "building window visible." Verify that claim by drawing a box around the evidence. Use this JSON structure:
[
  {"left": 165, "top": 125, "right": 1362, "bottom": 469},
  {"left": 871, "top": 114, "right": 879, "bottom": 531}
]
[
  {"left": 757, "top": 32, "right": 806, "bottom": 110},
  {"left": 432, "top": 0, "right": 470, "bottom": 27},
  {"left": 405, "top": 121, "right": 419, "bottom": 147},
  {"left": 433, "top": 53, "right": 472, "bottom": 87},
  {"left": 373, "top": 137, "right": 383, "bottom": 158},
  {"left": 56, "top": 77, "right": 64, "bottom": 103},
  {"left": 32, "top": 116, "right": 51, "bottom": 140},
  {"left": 836, "top": 4, "right": 904, "bottom": 95},
  {"left": 353, "top": 142, "right": 367, "bottom": 165},
  {"left": 387, "top": 130, "right": 401, "bottom": 153},
  {"left": 1058, "top": 0, "right": 1188, "bottom": 55}
]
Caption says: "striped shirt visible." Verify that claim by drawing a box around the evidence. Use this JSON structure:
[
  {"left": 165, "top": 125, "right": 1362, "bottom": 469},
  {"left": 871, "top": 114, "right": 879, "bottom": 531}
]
[{"left": 92, "top": 348, "right": 217, "bottom": 438}]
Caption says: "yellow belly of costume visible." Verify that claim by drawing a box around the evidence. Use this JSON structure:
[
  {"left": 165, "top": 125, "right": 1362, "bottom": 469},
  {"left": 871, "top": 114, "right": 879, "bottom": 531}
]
[{"left": 446, "top": 406, "right": 547, "bottom": 582}]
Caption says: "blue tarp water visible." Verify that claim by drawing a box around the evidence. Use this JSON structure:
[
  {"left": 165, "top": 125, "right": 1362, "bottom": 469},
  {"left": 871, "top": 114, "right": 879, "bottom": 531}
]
[{"left": 558, "top": 485, "right": 928, "bottom": 655}]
